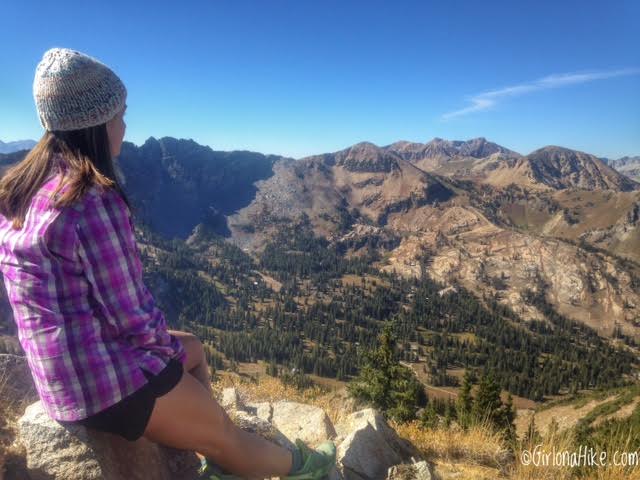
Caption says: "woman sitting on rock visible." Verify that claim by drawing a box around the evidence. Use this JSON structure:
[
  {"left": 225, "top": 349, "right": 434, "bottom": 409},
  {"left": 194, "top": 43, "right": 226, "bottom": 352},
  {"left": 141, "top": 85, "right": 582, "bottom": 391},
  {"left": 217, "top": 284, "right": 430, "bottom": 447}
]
[{"left": 0, "top": 47, "right": 335, "bottom": 480}]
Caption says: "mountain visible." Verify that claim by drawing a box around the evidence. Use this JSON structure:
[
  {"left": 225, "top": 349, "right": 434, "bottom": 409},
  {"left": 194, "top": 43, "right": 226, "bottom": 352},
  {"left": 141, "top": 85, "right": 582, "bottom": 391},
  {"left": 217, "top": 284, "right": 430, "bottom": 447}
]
[
  {"left": 607, "top": 155, "right": 640, "bottom": 182},
  {"left": 0, "top": 139, "right": 36, "bottom": 154},
  {"left": 385, "top": 136, "right": 520, "bottom": 161},
  {"left": 383, "top": 139, "right": 639, "bottom": 192},
  {"left": 0, "top": 137, "right": 287, "bottom": 239},
  {"left": 481, "top": 146, "right": 640, "bottom": 192},
  {"left": 0, "top": 149, "right": 32, "bottom": 178},
  {"left": 113, "top": 137, "right": 287, "bottom": 239},
  {"left": 382, "top": 137, "right": 522, "bottom": 176},
  {"left": 226, "top": 141, "right": 455, "bottom": 249},
  {"left": 524, "top": 146, "right": 638, "bottom": 191},
  {"left": 1, "top": 136, "right": 639, "bottom": 338},
  {"left": 224, "top": 140, "right": 640, "bottom": 338},
  {"left": 609, "top": 155, "right": 640, "bottom": 169}
]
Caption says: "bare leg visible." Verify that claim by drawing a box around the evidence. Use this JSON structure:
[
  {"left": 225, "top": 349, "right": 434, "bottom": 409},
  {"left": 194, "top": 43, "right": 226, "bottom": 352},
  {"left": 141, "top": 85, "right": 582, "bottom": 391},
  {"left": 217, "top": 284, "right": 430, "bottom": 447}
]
[
  {"left": 168, "top": 329, "right": 213, "bottom": 397},
  {"left": 144, "top": 370, "right": 293, "bottom": 478}
]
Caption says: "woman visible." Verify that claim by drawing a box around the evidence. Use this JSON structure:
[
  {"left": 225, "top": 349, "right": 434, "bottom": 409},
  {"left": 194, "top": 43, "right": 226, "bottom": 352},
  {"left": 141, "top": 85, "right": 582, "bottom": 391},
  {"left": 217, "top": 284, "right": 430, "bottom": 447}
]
[{"left": 0, "top": 48, "right": 335, "bottom": 480}]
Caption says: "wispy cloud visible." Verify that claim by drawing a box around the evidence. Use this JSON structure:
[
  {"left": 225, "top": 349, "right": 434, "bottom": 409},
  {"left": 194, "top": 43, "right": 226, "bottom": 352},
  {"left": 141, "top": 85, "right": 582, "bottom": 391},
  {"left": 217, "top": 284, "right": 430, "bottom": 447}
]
[{"left": 440, "top": 67, "right": 640, "bottom": 121}]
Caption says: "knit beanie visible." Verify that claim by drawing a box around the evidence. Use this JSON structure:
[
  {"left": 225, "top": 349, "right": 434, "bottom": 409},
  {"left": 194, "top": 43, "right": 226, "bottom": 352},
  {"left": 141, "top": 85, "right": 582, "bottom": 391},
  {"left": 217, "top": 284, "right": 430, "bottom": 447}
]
[{"left": 33, "top": 48, "right": 127, "bottom": 131}]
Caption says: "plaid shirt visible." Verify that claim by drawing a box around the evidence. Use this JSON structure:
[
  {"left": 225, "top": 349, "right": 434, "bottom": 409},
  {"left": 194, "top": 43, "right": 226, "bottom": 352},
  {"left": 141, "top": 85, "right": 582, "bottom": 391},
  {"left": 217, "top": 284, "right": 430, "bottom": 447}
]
[{"left": 0, "top": 156, "right": 186, "bottom": 420}]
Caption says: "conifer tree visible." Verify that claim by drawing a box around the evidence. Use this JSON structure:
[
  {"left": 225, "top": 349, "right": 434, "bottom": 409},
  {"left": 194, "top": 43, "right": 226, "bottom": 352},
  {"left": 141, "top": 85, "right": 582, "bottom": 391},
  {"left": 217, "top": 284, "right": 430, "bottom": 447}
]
[
  {"left": 348, "top": 323, "right": 427, "bottom": 422},
  {"left": 457, "top": 370, "right": 474, "bottom": 427}
]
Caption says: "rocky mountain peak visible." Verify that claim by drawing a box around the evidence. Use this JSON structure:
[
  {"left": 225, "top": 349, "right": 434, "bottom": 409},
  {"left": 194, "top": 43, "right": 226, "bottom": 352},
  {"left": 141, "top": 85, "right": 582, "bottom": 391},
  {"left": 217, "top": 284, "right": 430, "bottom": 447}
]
[
  {"left": 385, "top": 137, "right": 520, "bottom": 163},
  {"left": 335, "top": 142, "right": 403, "bottom": 173},
  {"left": 525, "top": 146, "right": 639, "bottom": 191}
]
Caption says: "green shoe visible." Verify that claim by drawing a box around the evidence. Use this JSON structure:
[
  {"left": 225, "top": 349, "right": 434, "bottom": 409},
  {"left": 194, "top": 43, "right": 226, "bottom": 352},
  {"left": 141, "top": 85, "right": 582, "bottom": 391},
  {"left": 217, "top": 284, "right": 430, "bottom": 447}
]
[
  {"left": 198, "top": 457, "right": 245, "bottom": 480},
  {"left": 283, "top": 438, "right": 337, "bottom": 480}
]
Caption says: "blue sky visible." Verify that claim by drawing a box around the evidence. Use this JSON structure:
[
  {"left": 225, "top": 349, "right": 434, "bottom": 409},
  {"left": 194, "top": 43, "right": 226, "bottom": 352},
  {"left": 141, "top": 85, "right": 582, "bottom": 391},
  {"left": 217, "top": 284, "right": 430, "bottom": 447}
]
[{"left": 1, "top": 1, "right": 639, "bottom": 159}]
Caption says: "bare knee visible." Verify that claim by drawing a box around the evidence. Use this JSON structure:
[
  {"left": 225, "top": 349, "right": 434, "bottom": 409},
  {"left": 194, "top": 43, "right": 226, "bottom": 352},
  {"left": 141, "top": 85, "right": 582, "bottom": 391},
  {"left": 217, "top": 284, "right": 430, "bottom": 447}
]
[{"left": 170, "top": 330, "right": 205, "bottom": 371}]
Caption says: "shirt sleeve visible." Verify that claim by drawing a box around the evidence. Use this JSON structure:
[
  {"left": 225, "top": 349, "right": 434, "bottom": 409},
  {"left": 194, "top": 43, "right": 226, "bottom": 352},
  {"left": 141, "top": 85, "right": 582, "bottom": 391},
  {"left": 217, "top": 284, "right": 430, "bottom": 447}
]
[{"left": 76, "top": 186, "right": 186, "bottom": 364}]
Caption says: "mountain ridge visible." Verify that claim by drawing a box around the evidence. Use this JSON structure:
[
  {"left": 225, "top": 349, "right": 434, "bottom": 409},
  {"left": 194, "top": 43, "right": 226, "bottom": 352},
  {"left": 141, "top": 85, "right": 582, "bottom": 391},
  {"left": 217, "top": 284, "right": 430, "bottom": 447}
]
[{"left": 0, "top": 139, "right": 37, "bottom": 154}]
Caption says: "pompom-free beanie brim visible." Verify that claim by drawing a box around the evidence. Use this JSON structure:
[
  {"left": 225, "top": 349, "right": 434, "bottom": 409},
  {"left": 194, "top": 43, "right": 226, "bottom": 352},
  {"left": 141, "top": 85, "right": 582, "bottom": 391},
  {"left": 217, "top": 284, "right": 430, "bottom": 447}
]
[{"left": 33, "top": 48, "right": 127, "bottom": 131}]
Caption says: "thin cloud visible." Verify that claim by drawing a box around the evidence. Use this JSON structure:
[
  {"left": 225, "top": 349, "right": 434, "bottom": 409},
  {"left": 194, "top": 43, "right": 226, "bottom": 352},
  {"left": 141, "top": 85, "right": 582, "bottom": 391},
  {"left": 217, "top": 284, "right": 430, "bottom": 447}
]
[{"left": 441, "top": 67, "right": 640, "bottom": 121}]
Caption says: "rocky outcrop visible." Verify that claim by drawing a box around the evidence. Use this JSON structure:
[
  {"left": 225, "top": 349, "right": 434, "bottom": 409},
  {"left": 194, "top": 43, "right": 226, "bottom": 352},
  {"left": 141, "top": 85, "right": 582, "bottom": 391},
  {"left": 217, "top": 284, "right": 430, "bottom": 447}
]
[
  {"left": 220, "top": 388, "right": 429, "bottom": 480},
  {"left": 333, "top": 409, "right": 424, "bottom": 480},
  {"left": 14, "top": 386, "right": 431, "bottom": 480},
  {"left": 382, "top": 203, "right": 640, "bottom": 337},
  {"left": 17, "top": 402, "right": 200, "bottom": 480}
]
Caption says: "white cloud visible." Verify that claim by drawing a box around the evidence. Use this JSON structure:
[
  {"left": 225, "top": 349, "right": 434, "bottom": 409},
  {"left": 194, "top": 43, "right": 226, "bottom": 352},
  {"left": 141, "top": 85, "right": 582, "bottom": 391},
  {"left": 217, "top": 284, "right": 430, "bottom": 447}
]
[{"left": 441, "top": 67, "right": 640, "bottom": 121}]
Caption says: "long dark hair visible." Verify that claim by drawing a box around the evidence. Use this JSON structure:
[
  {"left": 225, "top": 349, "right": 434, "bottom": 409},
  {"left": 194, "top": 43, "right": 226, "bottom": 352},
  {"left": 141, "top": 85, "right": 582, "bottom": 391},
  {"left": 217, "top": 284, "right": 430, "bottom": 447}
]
[{"left": 0, "top": 123, "right": 131, "bottom": 230}]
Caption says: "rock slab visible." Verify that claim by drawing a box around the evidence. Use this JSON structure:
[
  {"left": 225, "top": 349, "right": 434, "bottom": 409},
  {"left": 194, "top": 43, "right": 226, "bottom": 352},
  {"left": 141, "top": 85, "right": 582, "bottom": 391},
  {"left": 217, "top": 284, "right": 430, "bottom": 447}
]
[{"left": 17, "top": 402, "right": 199, "bottom": 480}]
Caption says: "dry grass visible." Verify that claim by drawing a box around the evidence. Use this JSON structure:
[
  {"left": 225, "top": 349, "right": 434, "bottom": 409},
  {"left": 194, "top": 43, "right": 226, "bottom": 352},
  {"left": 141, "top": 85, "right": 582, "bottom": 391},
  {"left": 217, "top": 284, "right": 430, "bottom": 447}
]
[
  {"left": 391, "top": 417, "right": 640, "bottom": 480},
  {"left": 211, "top": 373, "right": 640, "bottom": 480},
  {"left": 0, "top": 367, "right": 26, "bottom": 479},
  {"left": 509, "top": 429, "right": 576, "bottom": 480},
  {"left": 510, "top": 428, "right": 640, "bottom": 480},
  {"left": 391, "top": 419, "right": 512, "bottom": 473},
  {"left": 212, "top": 372, "right": 358, "bottom": 427}
]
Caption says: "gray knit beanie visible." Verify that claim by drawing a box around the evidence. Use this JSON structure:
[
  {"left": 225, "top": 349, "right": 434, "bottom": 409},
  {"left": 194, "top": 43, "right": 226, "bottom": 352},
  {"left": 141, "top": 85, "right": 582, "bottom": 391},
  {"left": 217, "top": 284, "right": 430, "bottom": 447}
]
[{"left": 33, "top": 48, "right": 127, "bottom": 131}]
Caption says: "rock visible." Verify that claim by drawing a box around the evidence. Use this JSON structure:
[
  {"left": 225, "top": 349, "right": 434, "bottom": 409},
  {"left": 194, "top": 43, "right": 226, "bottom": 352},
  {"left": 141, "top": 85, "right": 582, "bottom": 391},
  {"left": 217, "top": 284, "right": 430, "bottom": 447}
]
[
  {"left": 245, "top": 401, "right": 273, "bottom": 423},
  {"left": 227, "top": 409, "right": 295, "bottom": 451},
  {"left": 17, "top": 401, "right": 199, "bottom": 480},
  {"left": 335, "top": 409, "right": 422, "bottom": 480},
  {"left": 220, "top": 387, "right": 243, "bottom": 410},
  {"left": 411, "top": 461, "right": 432, "bottom": 479},
  {"left": 14, "top": 386, "right": 422, "bottom": 480},
  {"left": 269, "top": 401, "right": 337, "bottom": 447},
  {"left": 386, "top": 459, "right": 432, "bottom": 480},
  {"left": 0, "top": 354, "right": 38, "bottom": 408}
]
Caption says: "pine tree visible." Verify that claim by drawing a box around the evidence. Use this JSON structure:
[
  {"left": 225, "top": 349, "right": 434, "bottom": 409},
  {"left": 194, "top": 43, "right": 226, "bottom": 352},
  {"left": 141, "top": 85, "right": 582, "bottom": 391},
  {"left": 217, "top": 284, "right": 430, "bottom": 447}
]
[
  {"left": 419, "top": 402, "right": 439, "bottom": 429},
  {"left": 348, "top": 323, "right": 427, "bottom": 422},
  {"left": 471, "top": 373, "right": 502, "bottom": 427},
  {"left": 457, "top": 370, "right": 474, "bottom": 427}
]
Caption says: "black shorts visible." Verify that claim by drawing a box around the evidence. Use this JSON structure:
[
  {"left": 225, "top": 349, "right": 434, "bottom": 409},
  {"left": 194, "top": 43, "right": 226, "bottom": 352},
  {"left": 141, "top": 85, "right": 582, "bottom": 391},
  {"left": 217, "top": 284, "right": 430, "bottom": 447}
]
[{"left": 58, "top": 358, "right": 183, "bottom": 441}]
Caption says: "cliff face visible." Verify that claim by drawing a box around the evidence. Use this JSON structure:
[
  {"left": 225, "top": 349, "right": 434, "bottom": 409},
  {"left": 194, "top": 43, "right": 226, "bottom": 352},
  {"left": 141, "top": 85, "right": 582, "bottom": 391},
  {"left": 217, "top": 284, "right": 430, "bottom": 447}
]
[
  {"left": 116, "top": 137, "right": 286, "bottom": 239},
  {"left": 608, "top": 155, "right": 640, "bottom": 182},
  {"left": 381, "top": 203, "right": 640, "bottom": 337}
]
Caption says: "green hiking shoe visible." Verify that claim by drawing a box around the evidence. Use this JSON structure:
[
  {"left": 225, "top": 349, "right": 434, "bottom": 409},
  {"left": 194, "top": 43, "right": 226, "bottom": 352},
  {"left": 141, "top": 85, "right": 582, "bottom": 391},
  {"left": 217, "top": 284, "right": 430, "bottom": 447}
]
[
  {"left": 198, "top": 457, "right": 244, "bottom": 480},
  {"left": 283, "top": 438, "right": 337, "bottom": 480}
]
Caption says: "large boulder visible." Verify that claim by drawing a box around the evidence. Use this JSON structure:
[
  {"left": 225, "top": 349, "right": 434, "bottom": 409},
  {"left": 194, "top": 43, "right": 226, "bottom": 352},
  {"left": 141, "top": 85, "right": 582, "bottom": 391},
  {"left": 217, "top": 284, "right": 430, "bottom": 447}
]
[
  {"left": 269, "top": 401, "right": 337, "bottom": 447},
  {"left": 17, "top": 402, "right": 199, "bottom": 480},
  {"left": 334, "top": 409, "right": 424, "bottom": 480},
  {"left": 220, "top": 387, "right": 243, "bottom": 411},
  {"left": 227, "top": 409, "right": 295, "bottom": 451}
]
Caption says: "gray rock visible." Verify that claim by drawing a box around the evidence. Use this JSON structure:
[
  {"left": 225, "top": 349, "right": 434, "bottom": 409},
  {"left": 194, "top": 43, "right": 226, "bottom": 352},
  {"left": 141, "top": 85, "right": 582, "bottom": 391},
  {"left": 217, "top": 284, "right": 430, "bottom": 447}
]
[
  {"left": 245, "top": 401, "right": 273, "bottom": 423},
  {"left": 270, "top": 401, "right": 337, "bottom": 447},
  {"left": 220, "top": 387, "right": 243, "bottom": 411},
  {"left": 228, "top": 409, "right": 295, "bottom": 451},
  {"left": 386, "top": 459, "right": 432, "bottom": 480},
  {"left": 335, "top": 409, "right": 423, "bottom": 480},
  {"left": 17, "top": 402, "right": 199, "bottom": 480}
]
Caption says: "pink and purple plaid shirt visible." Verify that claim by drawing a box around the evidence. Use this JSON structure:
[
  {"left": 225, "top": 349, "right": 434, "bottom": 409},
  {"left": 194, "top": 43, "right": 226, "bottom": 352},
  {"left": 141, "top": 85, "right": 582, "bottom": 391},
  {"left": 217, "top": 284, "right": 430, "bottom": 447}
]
[{"left": 0, "top": 154, "right": 186, "bottom": 421}]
